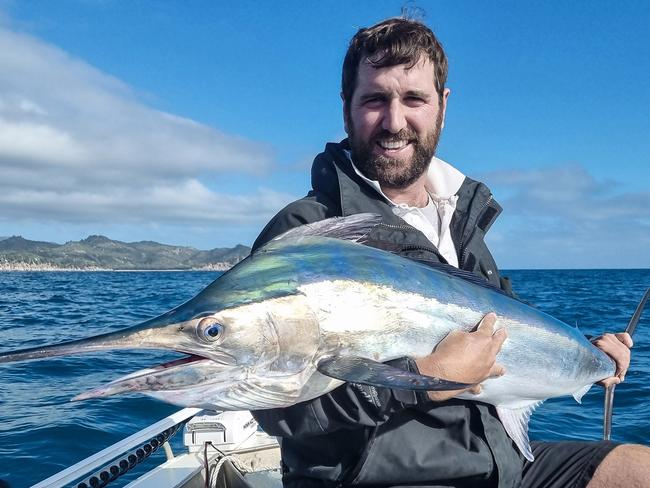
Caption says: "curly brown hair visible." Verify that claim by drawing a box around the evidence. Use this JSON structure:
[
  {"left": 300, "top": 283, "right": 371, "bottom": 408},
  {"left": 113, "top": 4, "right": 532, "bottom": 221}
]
[{"left": 341, "top": 18, "right": 448, "bottom": 109}]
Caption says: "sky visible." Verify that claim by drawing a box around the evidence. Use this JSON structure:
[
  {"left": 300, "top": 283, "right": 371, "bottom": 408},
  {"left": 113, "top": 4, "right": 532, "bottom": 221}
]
[{"left": 0, "top": 0, "right": 648, "bottom": 268}]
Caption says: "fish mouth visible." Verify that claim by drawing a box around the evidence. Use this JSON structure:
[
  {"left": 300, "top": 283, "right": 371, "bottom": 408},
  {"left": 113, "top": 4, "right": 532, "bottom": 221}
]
[
  {"left": 0, "top": 310, "right": 237, "bottom": 401},
  {"left": 72, "top": 353, "right": 237, "bottom": 401}
]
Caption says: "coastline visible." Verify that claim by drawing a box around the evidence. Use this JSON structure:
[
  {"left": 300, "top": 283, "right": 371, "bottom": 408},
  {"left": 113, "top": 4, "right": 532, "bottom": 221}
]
[{"left": 0, "top": 262, "right": 234, "bottom": 272}]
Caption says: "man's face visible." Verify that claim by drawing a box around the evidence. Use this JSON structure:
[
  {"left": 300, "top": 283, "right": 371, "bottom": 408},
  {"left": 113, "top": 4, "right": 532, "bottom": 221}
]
[{"left": 345, "top": 57, "right": 449, "bottom": 189}]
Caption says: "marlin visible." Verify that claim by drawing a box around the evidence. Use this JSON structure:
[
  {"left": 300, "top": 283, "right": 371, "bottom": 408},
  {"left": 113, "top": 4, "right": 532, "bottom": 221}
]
[{"left": 0, "top": 215, "right": 637, "bottom": 461}]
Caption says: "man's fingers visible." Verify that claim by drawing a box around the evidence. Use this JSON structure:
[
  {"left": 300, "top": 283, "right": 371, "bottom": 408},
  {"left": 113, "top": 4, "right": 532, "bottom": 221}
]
[
  {"left": 468, "top": 363, "right": 505, "bottom": 395},
  {"left": 593, "top": 332, "right": 633, "bottom": 384},
  {"left": 476, "top": 312, "right": 497, "bottom": 334},
  {"left": 492, "top": 327, "right": 508, "bottom": 346},
  {"left": 489, "top": 363, "right": 506, "bottom": 378},
  {"left": 600, "top": 376, "right": 622, "bottom": 388},
  {"left": 615, "top": 332, "right": 634, "bottom": 348}
]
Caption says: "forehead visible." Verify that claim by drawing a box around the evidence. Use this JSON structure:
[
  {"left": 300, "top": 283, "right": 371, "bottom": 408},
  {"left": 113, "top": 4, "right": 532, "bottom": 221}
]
[{"left": 354, "top": 57, "right": 436, "bottom": 96}]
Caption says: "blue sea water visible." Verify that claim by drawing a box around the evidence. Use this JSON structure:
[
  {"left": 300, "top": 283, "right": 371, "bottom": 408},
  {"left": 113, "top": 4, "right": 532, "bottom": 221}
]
[{"left": 0, "top": 269, "right": 649, "bottom": 487}]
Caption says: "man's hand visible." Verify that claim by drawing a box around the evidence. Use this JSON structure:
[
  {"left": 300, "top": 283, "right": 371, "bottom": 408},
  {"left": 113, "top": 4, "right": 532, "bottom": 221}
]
[
  {"left": 591, "top": 332, "right": 633, "bottom": 388},
  {"left": 415, "top": 312, "right": 507, "bottom": 402}
]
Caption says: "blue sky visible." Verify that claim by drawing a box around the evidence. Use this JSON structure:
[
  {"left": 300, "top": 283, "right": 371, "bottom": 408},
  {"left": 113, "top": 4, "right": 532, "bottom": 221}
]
[{"left": 0, "top": 1, "right": 648, "bottom": 268}]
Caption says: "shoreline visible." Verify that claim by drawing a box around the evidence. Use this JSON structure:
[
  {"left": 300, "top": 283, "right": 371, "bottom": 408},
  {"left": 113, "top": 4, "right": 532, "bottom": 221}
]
[{"left": 0, "top": 263, "right": 233, "bottom": 272}]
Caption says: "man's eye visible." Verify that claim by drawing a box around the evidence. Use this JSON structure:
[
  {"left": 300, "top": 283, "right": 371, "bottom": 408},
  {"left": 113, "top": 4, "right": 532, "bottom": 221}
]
[
  {"left": 362, "top": 98, "right": 383, "bottom": 108},
  {"left": 405, "top": 97, "right": 425, "bottom": 106}
]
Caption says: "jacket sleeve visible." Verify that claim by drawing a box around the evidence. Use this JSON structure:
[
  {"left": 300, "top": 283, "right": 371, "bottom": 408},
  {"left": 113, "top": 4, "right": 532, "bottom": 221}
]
[
  {"left": 254, "top": 358, "right": 427, "bottom": 438},
  {"left": 251, "top": 197, "right": 428, "bottom": 437},
  {"left": 251, "top": 193, "right": 339, "bottom": 252}
]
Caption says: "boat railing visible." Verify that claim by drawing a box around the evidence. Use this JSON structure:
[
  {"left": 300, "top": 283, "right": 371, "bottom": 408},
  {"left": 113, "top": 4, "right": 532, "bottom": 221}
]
[{"left": 32, "top": 407, "right": 202, "bottom": 488}]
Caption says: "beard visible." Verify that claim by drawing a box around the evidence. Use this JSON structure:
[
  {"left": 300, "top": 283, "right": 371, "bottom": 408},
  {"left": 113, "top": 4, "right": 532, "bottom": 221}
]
[{"left": 348, "top": 110, "right": 443, "bottom": 189}]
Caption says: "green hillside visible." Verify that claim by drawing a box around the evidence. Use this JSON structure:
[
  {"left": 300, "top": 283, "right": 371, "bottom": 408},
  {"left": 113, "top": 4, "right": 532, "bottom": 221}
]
[{"left": 0, "top": 235, "right": 250, "bottom": 270}]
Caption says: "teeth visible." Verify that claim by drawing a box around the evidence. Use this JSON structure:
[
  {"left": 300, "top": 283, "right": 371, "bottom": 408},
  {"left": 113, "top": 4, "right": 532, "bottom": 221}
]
[{"left": 378, "top": 140, "right": 408, "bottom": 150}]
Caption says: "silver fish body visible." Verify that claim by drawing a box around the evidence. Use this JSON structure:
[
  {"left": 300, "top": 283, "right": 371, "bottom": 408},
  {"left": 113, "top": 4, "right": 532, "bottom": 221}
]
[{"left": 0, "top": 216, "right": 615, "bottom": 460}]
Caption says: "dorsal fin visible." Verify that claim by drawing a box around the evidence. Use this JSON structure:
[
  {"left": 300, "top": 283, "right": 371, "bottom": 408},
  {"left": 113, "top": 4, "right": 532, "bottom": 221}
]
[
  {"left": 267, "top": 213, "right": 512, "bottom": 300},
  {"left": 270, "top": 214, "right": 511, "bottom": 298},
  {"left": 272, "top": 213, "right": 382, "bottom": 243}
]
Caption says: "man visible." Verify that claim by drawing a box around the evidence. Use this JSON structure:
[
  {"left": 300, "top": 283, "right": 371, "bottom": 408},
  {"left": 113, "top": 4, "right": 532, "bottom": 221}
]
[{"left": 252, "top": 17, "right": 648, "bottom": 488}]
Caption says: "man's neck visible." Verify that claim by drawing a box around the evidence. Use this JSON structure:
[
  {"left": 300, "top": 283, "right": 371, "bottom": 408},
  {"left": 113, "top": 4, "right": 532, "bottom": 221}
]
[{"left": 380, "top": 172, "right": 430, "bottom": 208}]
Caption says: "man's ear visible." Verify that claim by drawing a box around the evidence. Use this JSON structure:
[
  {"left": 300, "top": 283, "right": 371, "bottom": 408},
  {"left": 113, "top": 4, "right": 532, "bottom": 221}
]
[
  {"left": 341, "top": 92, "right": 350, "bottom": 134},
  {"left": 441, "top": 88, "right": 451, "bottom": 129}
]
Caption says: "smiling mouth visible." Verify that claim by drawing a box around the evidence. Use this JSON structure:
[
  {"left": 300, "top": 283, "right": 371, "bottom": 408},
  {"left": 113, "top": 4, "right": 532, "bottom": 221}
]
[{"left": 376, "top": 139, "right": 411, "bottom": 151}]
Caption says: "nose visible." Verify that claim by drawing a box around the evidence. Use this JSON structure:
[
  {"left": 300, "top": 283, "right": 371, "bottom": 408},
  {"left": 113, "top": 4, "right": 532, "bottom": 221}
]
[{"left": 381, "top": 99, "right": 407, "bottom": 134}]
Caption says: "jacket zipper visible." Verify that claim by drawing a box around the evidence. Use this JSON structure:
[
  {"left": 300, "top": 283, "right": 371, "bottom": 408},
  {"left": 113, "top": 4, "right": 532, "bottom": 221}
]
[
  {"left": 377, "top": 222, "right": 415, "bottom": 232},
  {"left": 401, "top": 243, "right": 446, "bottom": 260},
  {"left": 343, "top": 426, "right": 380, "bottom": 486}
]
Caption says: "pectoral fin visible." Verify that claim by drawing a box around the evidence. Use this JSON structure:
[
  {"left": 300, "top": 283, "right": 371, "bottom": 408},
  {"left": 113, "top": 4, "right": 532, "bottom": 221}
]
[
  {"left": 317, "top": 356, "right": 471, "bottom": 391},
  {"left": 496, "top": 402, "right": 542, "bottom": 462}
]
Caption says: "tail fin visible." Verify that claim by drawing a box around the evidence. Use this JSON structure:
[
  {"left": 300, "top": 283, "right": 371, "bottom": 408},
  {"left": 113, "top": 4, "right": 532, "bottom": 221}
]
[{"left": 603, "top": 287, "right": 650, "bottom": 440}]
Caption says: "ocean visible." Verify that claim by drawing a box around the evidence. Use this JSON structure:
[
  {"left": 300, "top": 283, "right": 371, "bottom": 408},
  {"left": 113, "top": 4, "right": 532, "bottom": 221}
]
[{"left": 0, "top": 269, "right": 649, "bottom": 487}]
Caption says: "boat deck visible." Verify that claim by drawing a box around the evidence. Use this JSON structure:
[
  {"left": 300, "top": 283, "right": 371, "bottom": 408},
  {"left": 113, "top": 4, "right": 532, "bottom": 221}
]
[{"left": 32, "top": 409, "right": 282, "bottom": 488}]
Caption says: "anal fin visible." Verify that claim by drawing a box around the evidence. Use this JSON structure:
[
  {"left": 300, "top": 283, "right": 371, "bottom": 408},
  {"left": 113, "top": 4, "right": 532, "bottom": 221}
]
[
  {"left": 496, "top": 402, "right": 542, "bottom": 462},
  {"left": 317, "top": 356, "right": 471, "bottom": 391}
]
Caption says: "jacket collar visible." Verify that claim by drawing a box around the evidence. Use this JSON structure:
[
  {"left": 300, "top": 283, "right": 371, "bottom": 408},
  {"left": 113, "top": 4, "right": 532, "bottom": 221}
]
[{"left": 311, "top": 139, "right": 501, "bottom": 234}]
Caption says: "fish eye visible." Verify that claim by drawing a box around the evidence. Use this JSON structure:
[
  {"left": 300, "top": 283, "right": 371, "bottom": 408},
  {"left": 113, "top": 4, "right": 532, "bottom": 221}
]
[{"left": 198, "top": 317, "right": 224, "bottom": 342}]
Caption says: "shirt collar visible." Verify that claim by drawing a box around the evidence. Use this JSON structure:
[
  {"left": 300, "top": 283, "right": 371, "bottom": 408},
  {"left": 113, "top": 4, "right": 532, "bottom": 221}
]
[{"left": 346, "top": 150, "right": 466, "bottom": 206}]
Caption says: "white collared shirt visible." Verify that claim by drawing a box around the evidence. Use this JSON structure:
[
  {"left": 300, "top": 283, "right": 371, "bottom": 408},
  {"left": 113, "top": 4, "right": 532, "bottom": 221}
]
[{"left": 349, "top": 156, "right": 465, "bottom": 268}]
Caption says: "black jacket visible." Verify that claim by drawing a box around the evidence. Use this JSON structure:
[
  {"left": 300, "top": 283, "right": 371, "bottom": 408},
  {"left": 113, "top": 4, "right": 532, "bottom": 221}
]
[{"left": 252, "top": 141, "right": 523, "bottom": 487}]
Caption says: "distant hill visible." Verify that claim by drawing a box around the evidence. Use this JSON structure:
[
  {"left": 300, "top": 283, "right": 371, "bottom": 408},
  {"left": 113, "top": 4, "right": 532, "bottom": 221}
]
[{"left": 0, "top": 235, "right": 251, "bottom": 270}]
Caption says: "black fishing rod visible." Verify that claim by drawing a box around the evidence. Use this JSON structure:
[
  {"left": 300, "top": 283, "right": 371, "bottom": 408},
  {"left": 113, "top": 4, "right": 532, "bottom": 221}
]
[{"left": 603, "top": 287, "right": 650, "bottom": 440}]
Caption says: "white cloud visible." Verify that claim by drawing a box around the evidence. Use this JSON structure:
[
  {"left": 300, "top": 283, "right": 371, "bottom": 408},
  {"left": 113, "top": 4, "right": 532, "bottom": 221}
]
[
  {"left": 0, "top": 180, "right": 293, "bottom": 224},
  {"left": 0, "top": 26, "right": 294, "bottom": 229},
  {"left": 484, "top": 165, "right": 650, "bottom": 268}
]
